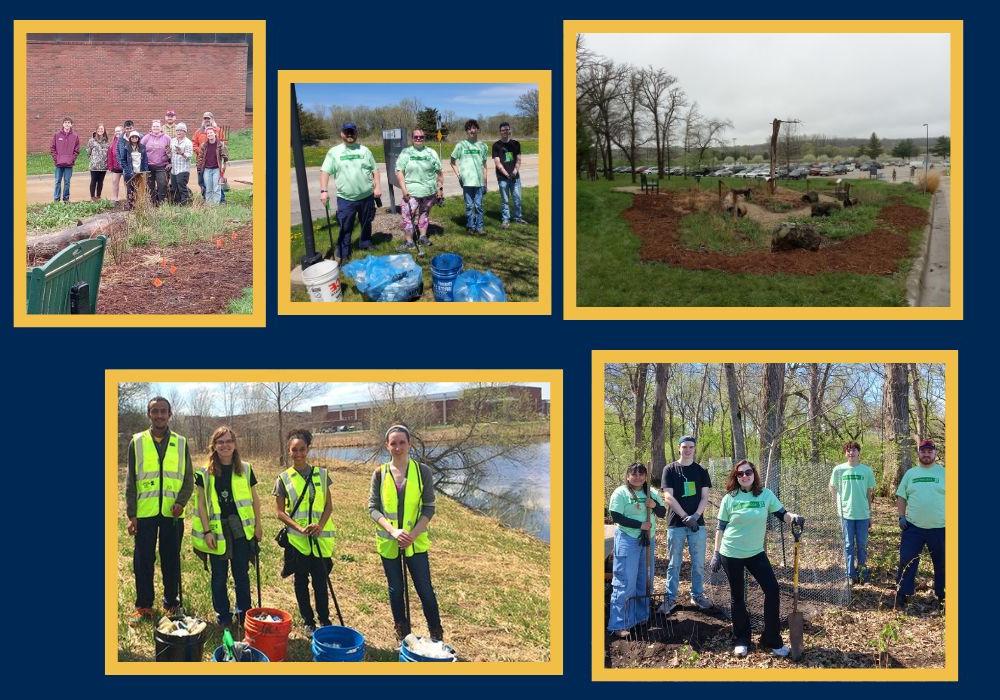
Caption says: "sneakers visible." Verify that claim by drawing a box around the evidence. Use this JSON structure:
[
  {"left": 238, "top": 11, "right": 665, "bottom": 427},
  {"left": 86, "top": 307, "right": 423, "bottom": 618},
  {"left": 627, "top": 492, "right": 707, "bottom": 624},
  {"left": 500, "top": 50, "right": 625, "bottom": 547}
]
[
  {"left": 690, "top": 594, "right": 714, "bottom": 610},
  {"left": 893, "top": 594, "right": 909, "bottom": 611},
  {"left": 613, "top": 629, "right": 631, "bottom": 639},
  {"left": 429, "top": 626, "right": 445, "bottom": 642},
  {"left": 500, "top": 221, "right": 510, "bottom": 229},
  {"left": 394, "top": 622, "right": 412, "bottom": 641},
  {"left": 304, "top": 623, "right": 317, "bottom": 636},
  {"left": 657, "top": 598, "right": 678, "bottom": 615},
  {"left": 163, "top": 606, "right": 180, "bottom": 617},
  {"left": 733, "top": 645, "right": 749, "bottom": 658},
  {"left": 398, "top": 240, "right": 416, "bottom": 252},
  {"left": 417, "top": 235, "right": 432, "bottom": 246},
  {"left": 771, "top": 645, "right": 791, "bottom": 657},
  {"left": 132, "top": 607, "right": 155, "bottom": 620},
  {"left": 513, "top": 217, "right": 528, "bottom": 224}
]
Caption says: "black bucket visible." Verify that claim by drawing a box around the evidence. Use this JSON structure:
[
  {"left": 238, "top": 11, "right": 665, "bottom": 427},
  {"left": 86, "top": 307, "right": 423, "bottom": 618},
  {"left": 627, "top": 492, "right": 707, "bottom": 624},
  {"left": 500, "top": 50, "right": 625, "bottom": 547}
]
[{"left": 153, "top": 617, "right": 208, "bottom": 662}]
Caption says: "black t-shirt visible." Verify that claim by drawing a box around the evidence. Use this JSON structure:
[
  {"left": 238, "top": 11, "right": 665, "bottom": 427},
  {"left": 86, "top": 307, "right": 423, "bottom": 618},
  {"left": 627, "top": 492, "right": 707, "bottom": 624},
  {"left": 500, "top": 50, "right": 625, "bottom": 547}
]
[
  {"left": 195, "top": 464, "right": 257, "bottom": 518},
  {"left": 660, "top": 461, "right": 712, "bottom": 527},
  {"left": 492, "top": 139, "right": 521, "bottom": 181}
]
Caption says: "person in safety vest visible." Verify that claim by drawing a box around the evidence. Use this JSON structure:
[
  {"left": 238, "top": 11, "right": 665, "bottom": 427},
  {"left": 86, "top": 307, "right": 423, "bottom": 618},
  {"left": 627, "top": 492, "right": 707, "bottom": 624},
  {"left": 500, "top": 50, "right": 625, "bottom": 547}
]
[
  {"left": 192, "top": 427, "right": 263, "bottom": 627},
  {"left": 274, "top": 428, "right": 336, "bottom": 634},
  {"left": 125, "top": 396, "right": 194, "bottom": 620},
  {"left": 369, "top": 425, "right": 443, "bottom": 641}
]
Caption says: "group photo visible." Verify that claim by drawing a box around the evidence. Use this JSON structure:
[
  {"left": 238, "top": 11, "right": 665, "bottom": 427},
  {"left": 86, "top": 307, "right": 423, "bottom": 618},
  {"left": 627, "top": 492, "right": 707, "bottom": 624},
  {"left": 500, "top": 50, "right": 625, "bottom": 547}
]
[
  {"left": 595, "top": 355, "right": 955, "bottom": 676},
  {"left": 17, "top": 27, "right": 264, "bottom": 319},
  {"left": 278, "top": 71, "right": 551, "bottom": 309},
  {"left": 108, "top": 375, "right": 560, "bottom": 668}
]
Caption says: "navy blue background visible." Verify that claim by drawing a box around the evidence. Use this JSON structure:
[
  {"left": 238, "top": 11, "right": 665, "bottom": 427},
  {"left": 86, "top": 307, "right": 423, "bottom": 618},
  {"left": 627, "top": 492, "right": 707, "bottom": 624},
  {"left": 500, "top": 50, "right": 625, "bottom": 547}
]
[{"left": 3, "top": 3, "right": 987, "bottom": 691}]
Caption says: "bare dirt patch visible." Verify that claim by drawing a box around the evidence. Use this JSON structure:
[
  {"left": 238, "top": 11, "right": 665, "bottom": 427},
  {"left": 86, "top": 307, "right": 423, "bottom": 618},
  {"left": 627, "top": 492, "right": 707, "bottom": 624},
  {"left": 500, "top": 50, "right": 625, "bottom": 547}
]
[
  {"left": 623, "top": 191, "right": 926, "bottom": 276},
  {"left": 96, "top": 226, "right": 252, "bottom": 314}
]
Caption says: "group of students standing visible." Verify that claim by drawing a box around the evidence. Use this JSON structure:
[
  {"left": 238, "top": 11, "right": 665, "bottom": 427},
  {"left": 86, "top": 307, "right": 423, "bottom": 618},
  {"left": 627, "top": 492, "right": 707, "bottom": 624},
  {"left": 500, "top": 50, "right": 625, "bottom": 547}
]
[
  {"left": 125, "top": 397, "right": 443, "bottom": 642},
  {"left": 607, "top": 436, "right": 946, "bottom": 657},
  {"left": 49, "top": 111, "right": 229, "bottom": 208}
]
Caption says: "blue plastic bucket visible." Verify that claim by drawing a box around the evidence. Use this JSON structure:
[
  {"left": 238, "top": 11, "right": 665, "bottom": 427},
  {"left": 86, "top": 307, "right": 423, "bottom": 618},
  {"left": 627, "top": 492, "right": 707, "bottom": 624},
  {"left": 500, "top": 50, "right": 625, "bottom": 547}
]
[
  {"left": 399, "top": 639, "right": 458, "bottom": 662},
  {"left": 311, "top": 625, "right": 366, "bottom": 662},
  {"left": 210, "top": 645, "right": 269, "bottom": 662},
  {"left": 430, "top": 253, "right": 463, "bottom": 302}
]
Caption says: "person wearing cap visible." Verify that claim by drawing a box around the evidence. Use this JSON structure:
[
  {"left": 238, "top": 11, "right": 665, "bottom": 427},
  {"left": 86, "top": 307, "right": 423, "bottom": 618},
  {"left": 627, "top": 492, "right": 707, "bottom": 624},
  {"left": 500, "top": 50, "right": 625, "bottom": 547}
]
[
  {"left": 121, "top": 129, "right": 149, "bottom": 210},
  {"left": 193, "top": 112, "right": 227, "bottom": 201},
  {"left": 50, "top": 117, "right": 80, "bottom": 202},
  {"left": 450, "top": 119, "right": 490, "bottom": 234},
  {"left": 162, "top": 110, "right": 178, "bottom": 140},
  {"left": 894, "top": 439, "right": 945, "bottom": 611},
  {"left": 319, "top": 122, "right": 381, "bottom": 263},
  {"left": 607, "top": 462, "right": 667, "bottom": 638},
  {"left": 829, "top": 441, "right": 876, "bottom": 585},
  {"left": 141, "top": 120, "right": 172, "bottom": 205},
  {"left": 659, "top": 435, "right": 713, "bottom": 613},
  {"left": 169, "top": 123, "right": 194, "bottom": 205},
  {"left": 709, "top": 459, "right": 805, "bottom": 657},
  {"left": 395, "top": 127, "right": 444, "bottom": 252},
  {"left": 196, "top": 127, "right": 228, "bottom": 205},
  {"left": 369, "top": 425, "right": 443, "bottom": 641}
]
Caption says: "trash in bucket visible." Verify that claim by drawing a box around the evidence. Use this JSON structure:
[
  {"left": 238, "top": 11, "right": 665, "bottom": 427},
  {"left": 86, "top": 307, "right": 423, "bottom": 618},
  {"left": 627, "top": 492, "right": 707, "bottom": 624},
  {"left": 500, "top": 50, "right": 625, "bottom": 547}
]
[
  {"left": 211, "top": 644, "right": 270, "bottom": 662},
  {"left": 302, "top": 259, "right": 342, "bottom": 302},
  {"left": 430, "top": 253, "right": 463, "bottom": 302},
  {"left": 153, "top": 615, "right": 208, "bottom": 661},
  {"left": 311, "top": 625, "right": 366, "bottom": 662},
  {"left": 243, "top": 607, "right": 292, "bottom": 662},
  {"left": 399, "top": 633, "right": 457, "bottom": 662}
]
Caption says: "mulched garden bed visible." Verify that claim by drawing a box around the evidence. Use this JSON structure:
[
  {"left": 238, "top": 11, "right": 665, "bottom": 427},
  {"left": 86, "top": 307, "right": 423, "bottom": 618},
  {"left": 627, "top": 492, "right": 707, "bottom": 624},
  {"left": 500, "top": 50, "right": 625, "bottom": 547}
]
[
  {"left": 623, "top": 191, "right": 927, "bottom": 276},
  {"left": 96, "top": 226, "right": 252, "bottom": 314}
]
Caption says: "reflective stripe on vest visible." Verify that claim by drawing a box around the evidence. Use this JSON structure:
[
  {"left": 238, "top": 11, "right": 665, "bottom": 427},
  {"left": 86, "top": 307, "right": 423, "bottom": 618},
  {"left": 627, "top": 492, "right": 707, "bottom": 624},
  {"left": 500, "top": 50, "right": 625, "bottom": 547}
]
[
  {"left": 133, "top": 430, "right": 187, "bottom": 519},
  {"left": 191, "top": 463, "right": 256, "bottom": 555},
  {"left": 279, "top": 466, "right": 335, "bottom": 558},
  {"left": 376, "top": 459, "right": 430, "bottom": 559}
]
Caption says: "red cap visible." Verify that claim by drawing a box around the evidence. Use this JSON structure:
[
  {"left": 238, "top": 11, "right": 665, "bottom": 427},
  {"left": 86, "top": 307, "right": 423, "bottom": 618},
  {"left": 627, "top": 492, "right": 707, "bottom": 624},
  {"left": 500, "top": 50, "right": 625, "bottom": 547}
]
[{"left": 918, "top": 439, "right": 936, "bottom": 450}]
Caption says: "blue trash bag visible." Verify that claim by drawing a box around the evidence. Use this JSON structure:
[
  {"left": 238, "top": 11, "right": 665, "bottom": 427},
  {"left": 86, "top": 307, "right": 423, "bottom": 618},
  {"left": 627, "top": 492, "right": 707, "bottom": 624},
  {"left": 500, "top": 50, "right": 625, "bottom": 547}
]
[
  {"left": 451, "top": 270, "right": 507, "bottom": 302},
  {"left": 341, "top": 254, "right": 423, "bottom": 302}
]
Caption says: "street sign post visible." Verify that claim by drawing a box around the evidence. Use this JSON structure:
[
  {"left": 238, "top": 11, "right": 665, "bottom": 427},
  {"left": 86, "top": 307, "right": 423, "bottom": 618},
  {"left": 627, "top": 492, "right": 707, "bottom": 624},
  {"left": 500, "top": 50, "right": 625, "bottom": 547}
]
[{"left": 382, "top": 128, "right": 407, "bottom": 213}]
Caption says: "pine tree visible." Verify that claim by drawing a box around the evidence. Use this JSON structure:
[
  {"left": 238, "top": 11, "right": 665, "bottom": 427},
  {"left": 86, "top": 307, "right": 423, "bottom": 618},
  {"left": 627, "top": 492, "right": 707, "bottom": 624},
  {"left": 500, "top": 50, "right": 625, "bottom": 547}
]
[{"left": 867, "top": 132, "right": 883, "bottom": 160}]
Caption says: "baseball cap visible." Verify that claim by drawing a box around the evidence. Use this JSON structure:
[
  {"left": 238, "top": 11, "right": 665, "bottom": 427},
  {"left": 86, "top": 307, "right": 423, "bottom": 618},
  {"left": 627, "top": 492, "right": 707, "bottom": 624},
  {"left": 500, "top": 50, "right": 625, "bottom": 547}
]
[
  {"left": 203, "top": 111, "right": 214, "bottom": 118},
  {"left": 342, "top": 122, "right": 358, "bottom": 132},
  {"left": 165, "top": 109, "right": 176, "bottom": 116},
  {"left": 679, "top": 435, "right": 696, "bottom": 446},
  {"left": 918, "top": 439, "right": 936, "bottom": 450},
  {"left": 175, "top": 123, "right": 187, "bottom": 132}
]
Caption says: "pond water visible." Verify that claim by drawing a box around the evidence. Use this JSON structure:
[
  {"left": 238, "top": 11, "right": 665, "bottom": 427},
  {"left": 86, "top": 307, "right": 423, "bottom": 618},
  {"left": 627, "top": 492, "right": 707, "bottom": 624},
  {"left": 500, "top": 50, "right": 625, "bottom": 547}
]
[{"left": 312, "top": 440, "right": 551, "bottom": 542}]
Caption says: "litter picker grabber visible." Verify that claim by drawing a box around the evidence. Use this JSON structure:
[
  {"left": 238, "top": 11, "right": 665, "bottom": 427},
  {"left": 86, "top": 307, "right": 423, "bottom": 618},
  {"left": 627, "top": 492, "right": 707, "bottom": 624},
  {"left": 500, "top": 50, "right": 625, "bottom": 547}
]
[
  {"left": 322, "top": 201, "right": 336, "bottom": 258},
  {"left": 313, "top": 534, "right": 345, "bottom": 627},
  {"left": 400, "top": 545, "right": 413, "bottom": 633},
  {"left": 253, "top": 537, "right": 262, "bottom": 609},
  {"left": 789, "top": 519, "right": 805, "bottom": 660}
]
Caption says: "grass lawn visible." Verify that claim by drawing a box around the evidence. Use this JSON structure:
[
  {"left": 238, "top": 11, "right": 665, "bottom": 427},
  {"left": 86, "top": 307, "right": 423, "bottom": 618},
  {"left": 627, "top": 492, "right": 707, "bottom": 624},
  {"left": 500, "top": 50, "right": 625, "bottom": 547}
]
[
  {"left": 226, "top": 287, "right": 254, "bottom": 314},
  {"left": 27, "top": 129, "right": 253, "bottom": 176},
  {"left": 115, "top": 456, "right": 551, "bottom": 662},
  {"left": 302, "top": 138, "right": 539, "bottom": 167},
  {"left": 291, "top": 187, "right": 539, "bottom": 302},
  {"left": 576, "top": 175, "right": 929, "bottom": 307},
  {"left": 122, "top": 189, "right": 253, "bottom": 249}
]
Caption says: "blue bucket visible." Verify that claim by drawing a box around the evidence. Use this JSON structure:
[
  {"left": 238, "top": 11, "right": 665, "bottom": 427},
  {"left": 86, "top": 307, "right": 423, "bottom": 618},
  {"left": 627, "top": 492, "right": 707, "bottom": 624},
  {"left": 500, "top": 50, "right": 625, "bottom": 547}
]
[
  {"left": 430, "top": 253, "right": 463, "bottom": 302},
  {"left": 311, "top": 625, "right": 366, "bottom": 662},
  {"left": 211, "top": 645, "right": 269, "bottom": 662},
  {"left": 399, "top": 638, "right": 458, "bottom": 662}
]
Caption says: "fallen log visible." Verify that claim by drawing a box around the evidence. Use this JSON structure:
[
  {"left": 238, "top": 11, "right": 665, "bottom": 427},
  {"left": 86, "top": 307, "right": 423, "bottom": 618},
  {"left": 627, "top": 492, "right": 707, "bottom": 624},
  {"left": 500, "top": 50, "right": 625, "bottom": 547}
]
[{"left": 26, "top": 211, "right": 129, "bottom": 263}]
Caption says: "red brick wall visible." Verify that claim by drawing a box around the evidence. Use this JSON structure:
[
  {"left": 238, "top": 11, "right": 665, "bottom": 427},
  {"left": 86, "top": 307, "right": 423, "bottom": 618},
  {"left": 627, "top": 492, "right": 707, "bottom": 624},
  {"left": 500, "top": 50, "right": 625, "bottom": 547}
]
[{"left": 26, "top": 41, "right": 248, "bottom": 152}]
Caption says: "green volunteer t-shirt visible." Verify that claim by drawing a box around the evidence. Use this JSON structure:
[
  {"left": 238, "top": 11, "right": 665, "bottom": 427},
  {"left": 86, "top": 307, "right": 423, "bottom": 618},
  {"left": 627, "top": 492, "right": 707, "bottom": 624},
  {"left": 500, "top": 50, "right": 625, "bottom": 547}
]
[
  {"left": 450, "top": 139, "right": 489, "bottom": 187},
  {"left": 718, "top": 487, "right": 783, "bottom": 559},
  {"left": 608, "top": 484, "right": 665, "bottom": 541},
  {"left": 396, "top": 146, "right": 442, "bottom": 198},
  {"left": 896, "top": 464, "right": 945, "bottom": 529},
  {"left": 829, "top": 462, "right": 876, "bottom": 520},
  {"left": 320, "top": 143, "right": 376, "bottom": 201}
]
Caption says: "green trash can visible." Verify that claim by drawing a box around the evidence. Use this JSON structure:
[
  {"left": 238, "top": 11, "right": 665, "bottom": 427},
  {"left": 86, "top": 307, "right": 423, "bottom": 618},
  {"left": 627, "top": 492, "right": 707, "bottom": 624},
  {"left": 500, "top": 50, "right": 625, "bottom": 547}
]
[{"left": 26, "top": 236, "right": 107, "bottom": 314}]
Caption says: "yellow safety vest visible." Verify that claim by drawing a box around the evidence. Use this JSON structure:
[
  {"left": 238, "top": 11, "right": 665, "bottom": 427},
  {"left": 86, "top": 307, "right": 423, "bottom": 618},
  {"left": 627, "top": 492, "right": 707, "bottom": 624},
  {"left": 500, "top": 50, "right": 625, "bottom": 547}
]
[
  {"left": 133, "top": 430, "right": 187, "bottom": 519},
  {"left": 376, "top": 459, "right": 430, "bottom": 559},
  {"left": 191, "top": 463, "right": 256, "bottom": 555},
  {"left": 279, "top": 466, "right": 336, "bottom": 557}
]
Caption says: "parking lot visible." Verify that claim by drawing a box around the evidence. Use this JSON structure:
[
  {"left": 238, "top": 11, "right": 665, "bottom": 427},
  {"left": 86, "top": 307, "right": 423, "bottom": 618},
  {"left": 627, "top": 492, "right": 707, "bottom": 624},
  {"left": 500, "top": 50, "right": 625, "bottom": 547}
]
[{"left": 612, "top": 159, "right": 947, "bottom": 185}]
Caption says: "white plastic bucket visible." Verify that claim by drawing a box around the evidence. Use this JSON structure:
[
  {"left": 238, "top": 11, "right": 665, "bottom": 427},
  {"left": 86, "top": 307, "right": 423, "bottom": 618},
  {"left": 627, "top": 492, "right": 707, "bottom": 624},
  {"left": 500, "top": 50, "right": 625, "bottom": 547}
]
[{"left": 302, "top": 260, "right": 342, "bottom": 302}]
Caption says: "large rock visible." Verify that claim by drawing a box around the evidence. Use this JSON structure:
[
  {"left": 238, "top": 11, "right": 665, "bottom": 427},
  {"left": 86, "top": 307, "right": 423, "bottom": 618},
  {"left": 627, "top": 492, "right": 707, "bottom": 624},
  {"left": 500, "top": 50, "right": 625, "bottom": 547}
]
[
  {"left": 811, "top": 202, "right": 841, "bottom": 217},
  {"left": 801, "top": 190, "right": 819, "bottom": 203},
  {"left": 771, "top": 222, "right": 822, "bottom": 252}
]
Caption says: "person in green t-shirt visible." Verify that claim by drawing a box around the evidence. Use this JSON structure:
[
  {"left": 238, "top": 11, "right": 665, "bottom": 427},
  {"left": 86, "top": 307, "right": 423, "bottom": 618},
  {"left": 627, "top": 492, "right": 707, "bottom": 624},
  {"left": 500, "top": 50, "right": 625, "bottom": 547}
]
[
  {"left": 318, "top": 122, "right": 382, "bottom": 263},
  {"left": 828, "top": 441, "right": 876, "bottom": 584},
  {"left": 708, "top": 459, "right": 804, "bottom": 658},
  {"left": 395, "top": 128, "right": 444, "bottom": 251},
  {"left": 450, "top": 119, "right": 489, "bottom": 234},
  {"left": 894, "top": 439, "right": 946, "bottom": 611},
  {"left": 606, "top": 462, "right": 667, "bottom": 637}
]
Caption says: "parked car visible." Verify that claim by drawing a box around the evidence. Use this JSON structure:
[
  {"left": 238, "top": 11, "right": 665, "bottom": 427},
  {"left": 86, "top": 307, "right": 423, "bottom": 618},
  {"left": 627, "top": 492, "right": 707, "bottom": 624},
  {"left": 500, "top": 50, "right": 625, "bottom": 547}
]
[{"left": 788, "top": 167, "right": 809, "bottom": 179}]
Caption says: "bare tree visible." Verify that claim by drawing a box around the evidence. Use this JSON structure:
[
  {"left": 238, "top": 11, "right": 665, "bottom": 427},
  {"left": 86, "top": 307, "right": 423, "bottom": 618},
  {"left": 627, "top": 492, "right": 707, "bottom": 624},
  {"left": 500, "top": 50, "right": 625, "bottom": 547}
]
[
  {"left": 259, "top": 383, "right": 326, "bottom": 466},
  {"left": 662, "top": 87, "right": 687, "bottom": 177},
  {"left": 188, "top": 386, "right": 217, "bottom": 453},
  {"left": 908, "top": 363, "right": 928, "bottom": 443},
  {"left": 638, "top": 67, "right": 678, "bottom": 175},
  {"left": 759, "top": 363, "right": 786, "bottom": 495},
  {"left": 515, "top": 88, "right": 539, "bottom": 135},
  {"left": 632, "top": 363, "right": 649, "bottom": 460},
  {"left": 650, "top": 364, "right": 670, "bottom": 486},
  {"left": 885, "top": 364, "right": 912, "bottom": 492},
  {"left": 695, "top": 117, "right": 734, "bottom": 167},
  {"left": 608, "top": 66, "right": 649, "bottom": 183},
  {"left": 723, "top": 364, "right": 747, "bottom": 461},
  {"left": 681, "top": 101, "right": 702, "bottom": 176}
]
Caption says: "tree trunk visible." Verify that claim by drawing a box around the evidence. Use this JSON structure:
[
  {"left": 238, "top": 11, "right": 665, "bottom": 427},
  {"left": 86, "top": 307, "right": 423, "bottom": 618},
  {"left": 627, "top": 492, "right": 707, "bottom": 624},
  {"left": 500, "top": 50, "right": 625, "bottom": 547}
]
[
  {"left": 886, "top": 363, "right": 912, "bottom": 492},
  {"left": 26, "top": 211, "right": 129, "bottom": 263},
  {"left": 724, "top": 363, "right": 747, "bottom": 461},
  {"left": 633, "top": 363, "right": 649, "bottom": 461},
  {"left": 909, "top": 363, "right": 927, "bottom": 443},
  {"left": 650, "top": 364, "right": 670, "bottom": 486},
  {"left": 759, "top": 363, "right": 786, "bottom": 495}
]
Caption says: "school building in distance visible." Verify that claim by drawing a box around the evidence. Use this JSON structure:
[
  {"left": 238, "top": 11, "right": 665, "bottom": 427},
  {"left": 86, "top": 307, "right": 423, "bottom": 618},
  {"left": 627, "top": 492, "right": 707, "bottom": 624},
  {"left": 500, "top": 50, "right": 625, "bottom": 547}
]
[{"left": 26, "top": 33, "right": 253, "bottom": 152}]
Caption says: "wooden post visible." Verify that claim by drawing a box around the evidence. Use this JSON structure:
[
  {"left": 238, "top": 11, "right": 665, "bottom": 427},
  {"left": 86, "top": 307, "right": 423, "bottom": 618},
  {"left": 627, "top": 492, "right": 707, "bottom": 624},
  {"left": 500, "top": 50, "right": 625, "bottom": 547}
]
[{"left": 718, "top": 179, "right": 723, "bottom": 204}]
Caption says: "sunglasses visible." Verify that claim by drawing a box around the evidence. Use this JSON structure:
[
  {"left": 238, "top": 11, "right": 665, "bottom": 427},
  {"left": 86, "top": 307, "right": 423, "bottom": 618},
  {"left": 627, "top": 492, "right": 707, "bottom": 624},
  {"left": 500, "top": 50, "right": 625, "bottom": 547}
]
[
  {"left": 737, "top": 469, "right": 754, "bottom": 477},
  {"left": 413, "top": 135, "right": 426, "bottom": 140}
]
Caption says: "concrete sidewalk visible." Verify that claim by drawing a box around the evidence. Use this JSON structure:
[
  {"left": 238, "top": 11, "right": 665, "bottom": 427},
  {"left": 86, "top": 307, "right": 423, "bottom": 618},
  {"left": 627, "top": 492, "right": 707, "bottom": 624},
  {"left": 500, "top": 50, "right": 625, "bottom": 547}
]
[
  {"left": 907, "top": 176, "right": 951, "bottom": 307},
  {"left": 290, "top": 154, "right": 539, "bottom": 226}
]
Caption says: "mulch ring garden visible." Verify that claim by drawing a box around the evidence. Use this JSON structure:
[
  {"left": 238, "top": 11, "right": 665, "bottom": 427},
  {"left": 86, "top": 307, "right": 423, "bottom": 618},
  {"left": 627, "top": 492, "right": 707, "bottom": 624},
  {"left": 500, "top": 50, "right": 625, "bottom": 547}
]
[
  {"left": 97, "top": 226, "right": 252, "bottom": 314},
  {"left": 623, "top": 188, "right": 928, "bottom": 276}
]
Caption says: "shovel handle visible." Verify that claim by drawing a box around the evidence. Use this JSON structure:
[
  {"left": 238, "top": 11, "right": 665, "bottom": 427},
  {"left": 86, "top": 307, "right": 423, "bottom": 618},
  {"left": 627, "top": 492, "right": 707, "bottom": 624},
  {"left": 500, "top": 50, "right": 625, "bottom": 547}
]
[{"left": 791, "top": 519, "right": 804, "bottom": 542}]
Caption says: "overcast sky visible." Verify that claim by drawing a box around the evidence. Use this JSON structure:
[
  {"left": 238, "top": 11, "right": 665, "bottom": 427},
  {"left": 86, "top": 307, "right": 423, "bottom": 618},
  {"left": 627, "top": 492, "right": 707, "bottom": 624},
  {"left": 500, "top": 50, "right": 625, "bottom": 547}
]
[
  {"left": 582, "top": 33, "right": 951, "bottom": 143},
  {"left": 297, "top": 83, "right": 534, "bottom": 116}
]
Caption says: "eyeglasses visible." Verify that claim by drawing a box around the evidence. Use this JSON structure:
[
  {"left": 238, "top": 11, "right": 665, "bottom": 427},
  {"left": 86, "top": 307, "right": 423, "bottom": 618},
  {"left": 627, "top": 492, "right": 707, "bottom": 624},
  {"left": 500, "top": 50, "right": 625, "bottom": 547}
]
[
  {"left": 215, "top": 439, "right": 235, "bottom": 446},
  {"left": 413, "top": 135, "right": 426, "bottom": 140},
  {"left": 737, "top": 469, "right": 754, "bottom": 477}
]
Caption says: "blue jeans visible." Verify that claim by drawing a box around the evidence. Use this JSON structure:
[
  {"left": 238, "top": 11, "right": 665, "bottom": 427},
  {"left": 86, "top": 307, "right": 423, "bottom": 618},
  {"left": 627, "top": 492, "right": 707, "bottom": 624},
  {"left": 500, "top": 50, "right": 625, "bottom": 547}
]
[
  {"left": 209, "top": 535, "right": 252, "bottom": 624},
  {"left": 666, "top": 525, "right": 707, "bottom": 600},
  {"left": 841, "top": 518, "right": 870, "bottom": 579},
  {"left": 897, "top": 522, "right": 945, "bottom": 599},
  {"left": 54, "top": 166, "right": 73, "bottom": 201},
  {"left": 462, "top": 185, "right": 484, "bottom": 231},
  {"left": 608, "top": 529, "right": 654, "bottom": 631},
  {"left": 335, "top": 195, "right": 375, "bottom": 260},
  {"left": 498, "top": 177, "right": 522, "bottom": 223},
  {"left": 380, "top": 552, "right": 442, "bottom": 632},
  {"left": 203, "top": 167, "right": 222, "bottom": 203},
  {"left": 199, "top": 168, "right": 226, "bottom": 203}
]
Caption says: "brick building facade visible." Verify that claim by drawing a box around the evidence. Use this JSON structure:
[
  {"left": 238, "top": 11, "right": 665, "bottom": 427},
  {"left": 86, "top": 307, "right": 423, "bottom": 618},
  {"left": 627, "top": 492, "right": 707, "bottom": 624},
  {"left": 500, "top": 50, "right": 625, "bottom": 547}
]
[{"left": 26, "top": 34, "right": 252, "bottom": 152}]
